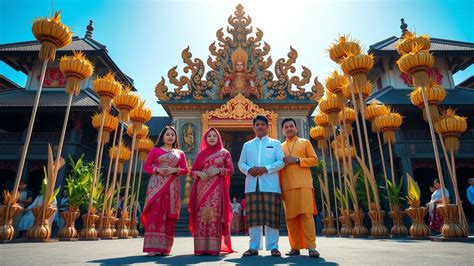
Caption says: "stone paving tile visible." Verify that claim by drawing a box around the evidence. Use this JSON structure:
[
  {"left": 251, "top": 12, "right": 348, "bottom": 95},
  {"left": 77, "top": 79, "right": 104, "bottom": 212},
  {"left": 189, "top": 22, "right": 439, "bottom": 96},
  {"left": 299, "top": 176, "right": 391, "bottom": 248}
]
[{"left": 0, "top": 236, "right": 472, "bottom": 265}]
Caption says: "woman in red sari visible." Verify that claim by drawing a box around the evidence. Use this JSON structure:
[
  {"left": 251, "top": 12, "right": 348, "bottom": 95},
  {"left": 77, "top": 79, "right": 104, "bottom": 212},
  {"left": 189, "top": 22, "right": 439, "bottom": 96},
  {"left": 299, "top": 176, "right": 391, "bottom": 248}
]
[
  {"left": 188, "top": 128, "right": 234, "bottom": 256},
  {"left": 142, "top": 126, "right": 188, "bottom": 256}
]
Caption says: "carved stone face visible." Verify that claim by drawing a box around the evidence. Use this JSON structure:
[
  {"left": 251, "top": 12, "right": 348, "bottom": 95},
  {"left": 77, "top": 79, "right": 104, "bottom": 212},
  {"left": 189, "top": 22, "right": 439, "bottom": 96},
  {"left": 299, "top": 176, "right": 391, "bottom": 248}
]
[{"left": 235, "top": 61, "right": 244, "bottom": 72}]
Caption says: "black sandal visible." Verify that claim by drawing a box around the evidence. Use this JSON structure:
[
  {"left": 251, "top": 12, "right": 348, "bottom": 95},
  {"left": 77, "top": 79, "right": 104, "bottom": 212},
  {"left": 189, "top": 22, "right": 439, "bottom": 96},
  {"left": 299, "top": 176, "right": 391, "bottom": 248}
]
[
  {"left": 308, "top": 249, "right": 320, "bottom": 258},
  {"left": 271, "top": 248, "right": 281, "bottom": 257},
  {"left": 243, "top": 249, "right": 259, "bottom": 257},
  {"left": 285, "top": 249, "right": 300, "bottom": 256}
]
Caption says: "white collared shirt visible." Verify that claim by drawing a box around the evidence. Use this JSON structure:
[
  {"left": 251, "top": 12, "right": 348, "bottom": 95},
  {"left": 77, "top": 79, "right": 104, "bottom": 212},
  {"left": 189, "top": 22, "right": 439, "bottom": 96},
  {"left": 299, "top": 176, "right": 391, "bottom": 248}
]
[{"left": 238, "top": 135, "right": 285, "bottom": 193}]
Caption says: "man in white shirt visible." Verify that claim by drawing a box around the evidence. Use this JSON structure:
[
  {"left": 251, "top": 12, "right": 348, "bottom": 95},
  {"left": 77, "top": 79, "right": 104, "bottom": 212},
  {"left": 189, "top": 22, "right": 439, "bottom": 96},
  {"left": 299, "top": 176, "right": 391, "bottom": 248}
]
[{"left": 238, "top": 115, "right": 285, "bottom": 257}]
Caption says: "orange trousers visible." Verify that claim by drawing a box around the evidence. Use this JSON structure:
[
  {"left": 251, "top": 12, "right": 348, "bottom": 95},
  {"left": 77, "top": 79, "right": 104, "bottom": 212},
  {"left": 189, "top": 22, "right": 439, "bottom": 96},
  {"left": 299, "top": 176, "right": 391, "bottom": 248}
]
[{"left": 286, "top": 213, "right": 316, "bottom": 249}]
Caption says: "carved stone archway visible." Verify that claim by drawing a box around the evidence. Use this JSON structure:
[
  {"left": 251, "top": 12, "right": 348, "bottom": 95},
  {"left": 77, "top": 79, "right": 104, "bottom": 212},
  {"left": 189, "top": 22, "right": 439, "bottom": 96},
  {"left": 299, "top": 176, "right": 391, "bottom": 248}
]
[{"left": 201, "top": 93, "right": 278, "bottom": 138}]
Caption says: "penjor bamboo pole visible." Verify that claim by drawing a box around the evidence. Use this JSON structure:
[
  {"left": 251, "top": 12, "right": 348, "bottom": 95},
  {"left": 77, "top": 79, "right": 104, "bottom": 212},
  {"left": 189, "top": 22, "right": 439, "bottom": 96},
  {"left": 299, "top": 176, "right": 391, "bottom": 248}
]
[
  {"left": 355, "top": 83, "right": 380, "bottom": 210},
  {"left": 449, "top": 149, "right": 470, "bottom": 235},
  {"left": 103, "top": 127, "right": 118, "bottom": 206},
  {"left": 130, "top": 148, "right": 139, "bottom": 217},
  {"left": 97, "top": 141, "right": 106, "bottom": 182},
  {"left": 122, "top": 133, "right": 137, "bottom": 218},
  {"left": 377, "top": 131, "right": 391, "bottom": 211},
  {"left": 348, "top": 81, "right": 373, "bottom": 209},
  {"left": 437, "top": 132, "right": 469, "bottom": 235},
  {"left": 327, "top": 139, "right": 340, "bottom": 232},
  {"left": 320, "top": 146, "right": 330, "bottom": 223},
  {"left": 114, "top": 171, "right": 124, "bottom": 217},
  {"left": 332, "top": 127, "right": 349, "bottom": 213},
  {"left": 387, "top": 140, "right": 396, "bottom": 186},
  {"left": 99, "top": 126, "right": 118, "bottom": 229},
  {"left": 89, "top": 111, "right": 106, "bottom": 213},
  {"left": 11, "top": 60, "right": 48, "bottom": 205},
  {"left": 415, "top": 79, "right": 448, "bottom": 204},
  {"left": 107, "top": 124, "right": 125, "bottom": 216},
  {"left": 55, "top": 93, "right": 73, "bottom": 170},
  {"left": 337, "top": 120, "right": 353, "bottom": 211},
  {"left": 377, "top": 132, "right": 389, "bottom": 184},
  {"left": 133, "top": 160, "right": 145, "bottom": 219}
]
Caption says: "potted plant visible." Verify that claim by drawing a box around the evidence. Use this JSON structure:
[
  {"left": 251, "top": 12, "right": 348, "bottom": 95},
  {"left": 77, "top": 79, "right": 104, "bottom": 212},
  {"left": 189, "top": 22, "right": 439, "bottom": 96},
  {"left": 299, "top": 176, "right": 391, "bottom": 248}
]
[
  {"left": 0, "top": 191, "right": 22, "bottom": 241},
  {"left": 79, "top": 173, "right": 102, "bottom": 240},
  {"left": 59, "top": 155, "right": 90, "bottom": 240},
  {"left": 381, "top": 176, "right": 408, "bottom": 237},
  {"left": 405, "top": 174, "right": 431, "bottom": 238},
  {"left": 336, "top": 189, "right": 352, "bottom": 236}
]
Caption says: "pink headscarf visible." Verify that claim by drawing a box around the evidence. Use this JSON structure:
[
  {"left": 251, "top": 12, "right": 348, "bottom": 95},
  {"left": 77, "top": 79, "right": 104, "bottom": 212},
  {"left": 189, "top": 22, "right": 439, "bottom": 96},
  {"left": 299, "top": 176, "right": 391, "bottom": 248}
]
[
  {"left": 188, "top": 127, "right": 234, "bottom": 253},
  {"left": 192, "top": 128, "right": 225, "bottom": 177}
]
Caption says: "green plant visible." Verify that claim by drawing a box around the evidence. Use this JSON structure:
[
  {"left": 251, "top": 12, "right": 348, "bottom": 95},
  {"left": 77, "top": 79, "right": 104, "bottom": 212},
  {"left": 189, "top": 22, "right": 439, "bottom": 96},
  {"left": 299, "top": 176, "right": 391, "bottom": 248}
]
[
  {"left": 41, "top": 168, "right": 60, "bottom": 206},
  {"left": 92, "top": 179, "right": 104, "bottom": 210},
  {"left": 64, "top": 155, "right": 96, "bottom": 211},
  {"left": 335, "top": 188, "right": 347, "bottom": 213},
  {"left": 380, "top": 176, "right": 405, "bottom": 208},
  {"left": 311, "top": 160, "right": 324, "bottom": 207}
]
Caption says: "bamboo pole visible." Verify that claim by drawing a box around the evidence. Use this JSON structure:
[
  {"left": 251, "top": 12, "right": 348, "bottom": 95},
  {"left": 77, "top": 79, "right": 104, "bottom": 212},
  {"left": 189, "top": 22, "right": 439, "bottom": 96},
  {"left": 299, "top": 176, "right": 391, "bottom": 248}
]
[
  {"left": 437, "top": 132, "right": 469, "bottom": 235},
  {"left": 11, "top": 60, "right": 48, "bottom": 204},
  {"left": 320, "top": 146, "right": 331, "bottom": 222},
  {"left": 415, "top": 79, "right": 448, "bottom": 204},
  {"left": 327, "top": 139, "right": 340, "bottom": 232},
  {"left": 133, "top": 160, "right": 145, "bottom": 218},
  {"left": 377, "top": 132, "right": 391, "bottom": 211},
  {"left": 355, "top": 84, "right": 379, "bottom": 210},
  {"left": 54, "top": 93, "right": 73, "bottom": 170},
  {"left": 387, "top": 141, "right": 396, "bottom": 185},
  {"left": 107, "top": 124, "right": 125, "bottom": 216},
  {"left": 114, "top": 171, "right": 124, "bottom": 217},
  {"left": 121, "top": 133, "right": 137, "bottom": 218},
  {"left": 348, "top": 81, "right": 372, "bottom": 208},
  {"left": 99, "top": 126, "right": 118, "bottom": 229},
  {"left": 129, "top": 148, "right": 139, "bottom": 216},
  {"left": 88, "top": 111, "right": 106, "bottom": 213},
  {"left": 449, "top": 149, "right": 470, "bottom": 235},
  {"left": 332, "top": 127, "right": 349, "bottom": 212}
]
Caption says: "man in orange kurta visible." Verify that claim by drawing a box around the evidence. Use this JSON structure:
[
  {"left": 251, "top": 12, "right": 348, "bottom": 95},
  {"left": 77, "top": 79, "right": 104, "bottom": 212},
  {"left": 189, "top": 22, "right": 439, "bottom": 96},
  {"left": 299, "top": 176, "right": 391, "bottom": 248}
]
[{"left": 280, "top": 118, "right": 319, "bottom": 258}]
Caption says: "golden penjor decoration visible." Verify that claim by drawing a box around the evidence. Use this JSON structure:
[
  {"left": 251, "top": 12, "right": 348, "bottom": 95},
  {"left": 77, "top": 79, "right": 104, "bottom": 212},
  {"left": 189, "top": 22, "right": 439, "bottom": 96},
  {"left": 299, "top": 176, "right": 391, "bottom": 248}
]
[
  {"left": 5, "top": 12, "right": 72, "bottom": 241},
  {"left": 155, "top": 4, "right": 323, "bottom": 102}
]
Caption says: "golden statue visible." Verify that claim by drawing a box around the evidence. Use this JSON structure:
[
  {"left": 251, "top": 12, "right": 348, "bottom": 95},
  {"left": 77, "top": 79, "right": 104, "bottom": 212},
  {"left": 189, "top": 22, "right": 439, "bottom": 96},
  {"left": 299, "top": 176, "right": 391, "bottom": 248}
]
[
  {"left": 220, "top": 47, "right": 260, "bottom": 99},
  {"left": 183, "top": 124, "right": 195, "bottom": 152}
]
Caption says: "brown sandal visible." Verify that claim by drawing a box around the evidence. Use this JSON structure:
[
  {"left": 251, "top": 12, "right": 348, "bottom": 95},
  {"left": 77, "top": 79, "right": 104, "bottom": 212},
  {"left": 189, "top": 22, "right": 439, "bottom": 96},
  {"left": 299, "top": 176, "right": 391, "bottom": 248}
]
[
  {"left": 271, "top": 248, "right": 281, "bottom": 257},
  {"left": 308, "top": 249, "right": 320, "bottom": 258},
  {"left": 243, "top": 249, "right": 259, "bottom": 257}
]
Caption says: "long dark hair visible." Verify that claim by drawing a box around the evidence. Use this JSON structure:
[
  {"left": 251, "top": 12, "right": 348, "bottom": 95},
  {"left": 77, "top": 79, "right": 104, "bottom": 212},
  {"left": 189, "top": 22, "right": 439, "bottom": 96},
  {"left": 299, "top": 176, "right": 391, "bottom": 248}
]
[{"left": 155, "top": 125, "right": 179, "bottom": 149}]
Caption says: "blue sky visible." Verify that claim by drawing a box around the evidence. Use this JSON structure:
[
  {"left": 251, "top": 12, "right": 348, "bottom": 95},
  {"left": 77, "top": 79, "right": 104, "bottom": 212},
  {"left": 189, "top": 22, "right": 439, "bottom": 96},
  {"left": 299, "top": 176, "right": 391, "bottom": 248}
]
[{"left": 1, "top": 0, "right": 473, "bottom": 116}]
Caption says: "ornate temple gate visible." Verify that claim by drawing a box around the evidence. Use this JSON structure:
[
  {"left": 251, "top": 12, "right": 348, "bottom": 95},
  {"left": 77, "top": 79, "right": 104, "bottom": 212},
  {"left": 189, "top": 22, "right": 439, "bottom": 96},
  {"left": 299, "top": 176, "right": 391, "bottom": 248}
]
[
  {"left": 154, "top": 4, "right": 323, "bottom": 214},
  {"left": 201, "top": 94, "right": 278, "bottom": 138}
]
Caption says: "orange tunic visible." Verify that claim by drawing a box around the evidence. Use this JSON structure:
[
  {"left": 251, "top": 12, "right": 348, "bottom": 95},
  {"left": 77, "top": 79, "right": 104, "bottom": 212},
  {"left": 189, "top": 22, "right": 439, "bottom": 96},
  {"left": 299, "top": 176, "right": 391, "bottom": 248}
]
[{"left": 280, "top": 137, "right": 318, "bottom": 219}]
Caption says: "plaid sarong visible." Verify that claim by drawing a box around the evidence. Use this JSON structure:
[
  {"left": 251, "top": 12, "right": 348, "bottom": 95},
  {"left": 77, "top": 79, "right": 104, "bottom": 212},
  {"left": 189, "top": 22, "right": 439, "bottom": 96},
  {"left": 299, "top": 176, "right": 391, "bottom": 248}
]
[{"left": 245, "top": 185, "right": 282, "bottom": 229}]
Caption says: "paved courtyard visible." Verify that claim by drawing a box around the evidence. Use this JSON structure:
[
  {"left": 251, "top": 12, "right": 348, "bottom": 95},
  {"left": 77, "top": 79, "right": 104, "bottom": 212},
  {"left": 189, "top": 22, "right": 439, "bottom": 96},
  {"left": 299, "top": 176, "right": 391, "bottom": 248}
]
[{"left": 0, "top": 236, "right": 472, "bottom": 265}]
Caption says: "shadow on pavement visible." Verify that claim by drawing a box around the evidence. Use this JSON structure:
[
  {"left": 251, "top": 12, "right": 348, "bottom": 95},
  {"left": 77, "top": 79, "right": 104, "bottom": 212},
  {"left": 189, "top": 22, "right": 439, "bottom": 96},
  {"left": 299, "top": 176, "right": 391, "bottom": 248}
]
[
  {"left": 225, "top": 255, "right": 338, "bottom": 265},
  {"left": 90, "top": 254, "right": 338, "bottom": 265},
  {"left": 90, "top": 254, "right": 222, "bottom": 265}
]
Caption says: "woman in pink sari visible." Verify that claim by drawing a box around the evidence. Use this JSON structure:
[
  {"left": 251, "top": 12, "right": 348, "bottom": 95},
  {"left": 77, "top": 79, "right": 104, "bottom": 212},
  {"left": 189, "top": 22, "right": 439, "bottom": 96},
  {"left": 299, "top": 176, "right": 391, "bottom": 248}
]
[
  {"left": 188, "top": 128, "right": 234, "bottom": 256},
  {"left": 142, "top": 126, "right": 188, "bottom": 256}
]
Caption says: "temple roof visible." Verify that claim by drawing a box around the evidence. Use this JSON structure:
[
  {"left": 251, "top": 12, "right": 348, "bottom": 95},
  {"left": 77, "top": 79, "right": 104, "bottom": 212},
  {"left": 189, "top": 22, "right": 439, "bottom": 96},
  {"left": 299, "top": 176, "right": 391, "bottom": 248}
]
[
  {"left": 0, "top": 87, "right": 101, "bottom": 110},
  {"left": 0, "top": 36, "right": 135, "bottom": 90},
  {"left": 367, "top": 86, "right": 474, "bottom": 106},
  {"left": 368, "top": 36, "right": 474, "bottom": 56}
]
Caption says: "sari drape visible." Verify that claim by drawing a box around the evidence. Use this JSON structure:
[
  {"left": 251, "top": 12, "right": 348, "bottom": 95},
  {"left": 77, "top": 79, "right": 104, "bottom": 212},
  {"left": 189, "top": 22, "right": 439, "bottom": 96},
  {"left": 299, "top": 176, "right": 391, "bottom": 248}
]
[
  {"left": 188, "top": 128, "right": 234, "bottom": 255},
  {"left": 142, "top": 147, "right": 187, "bottom": 254}
]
